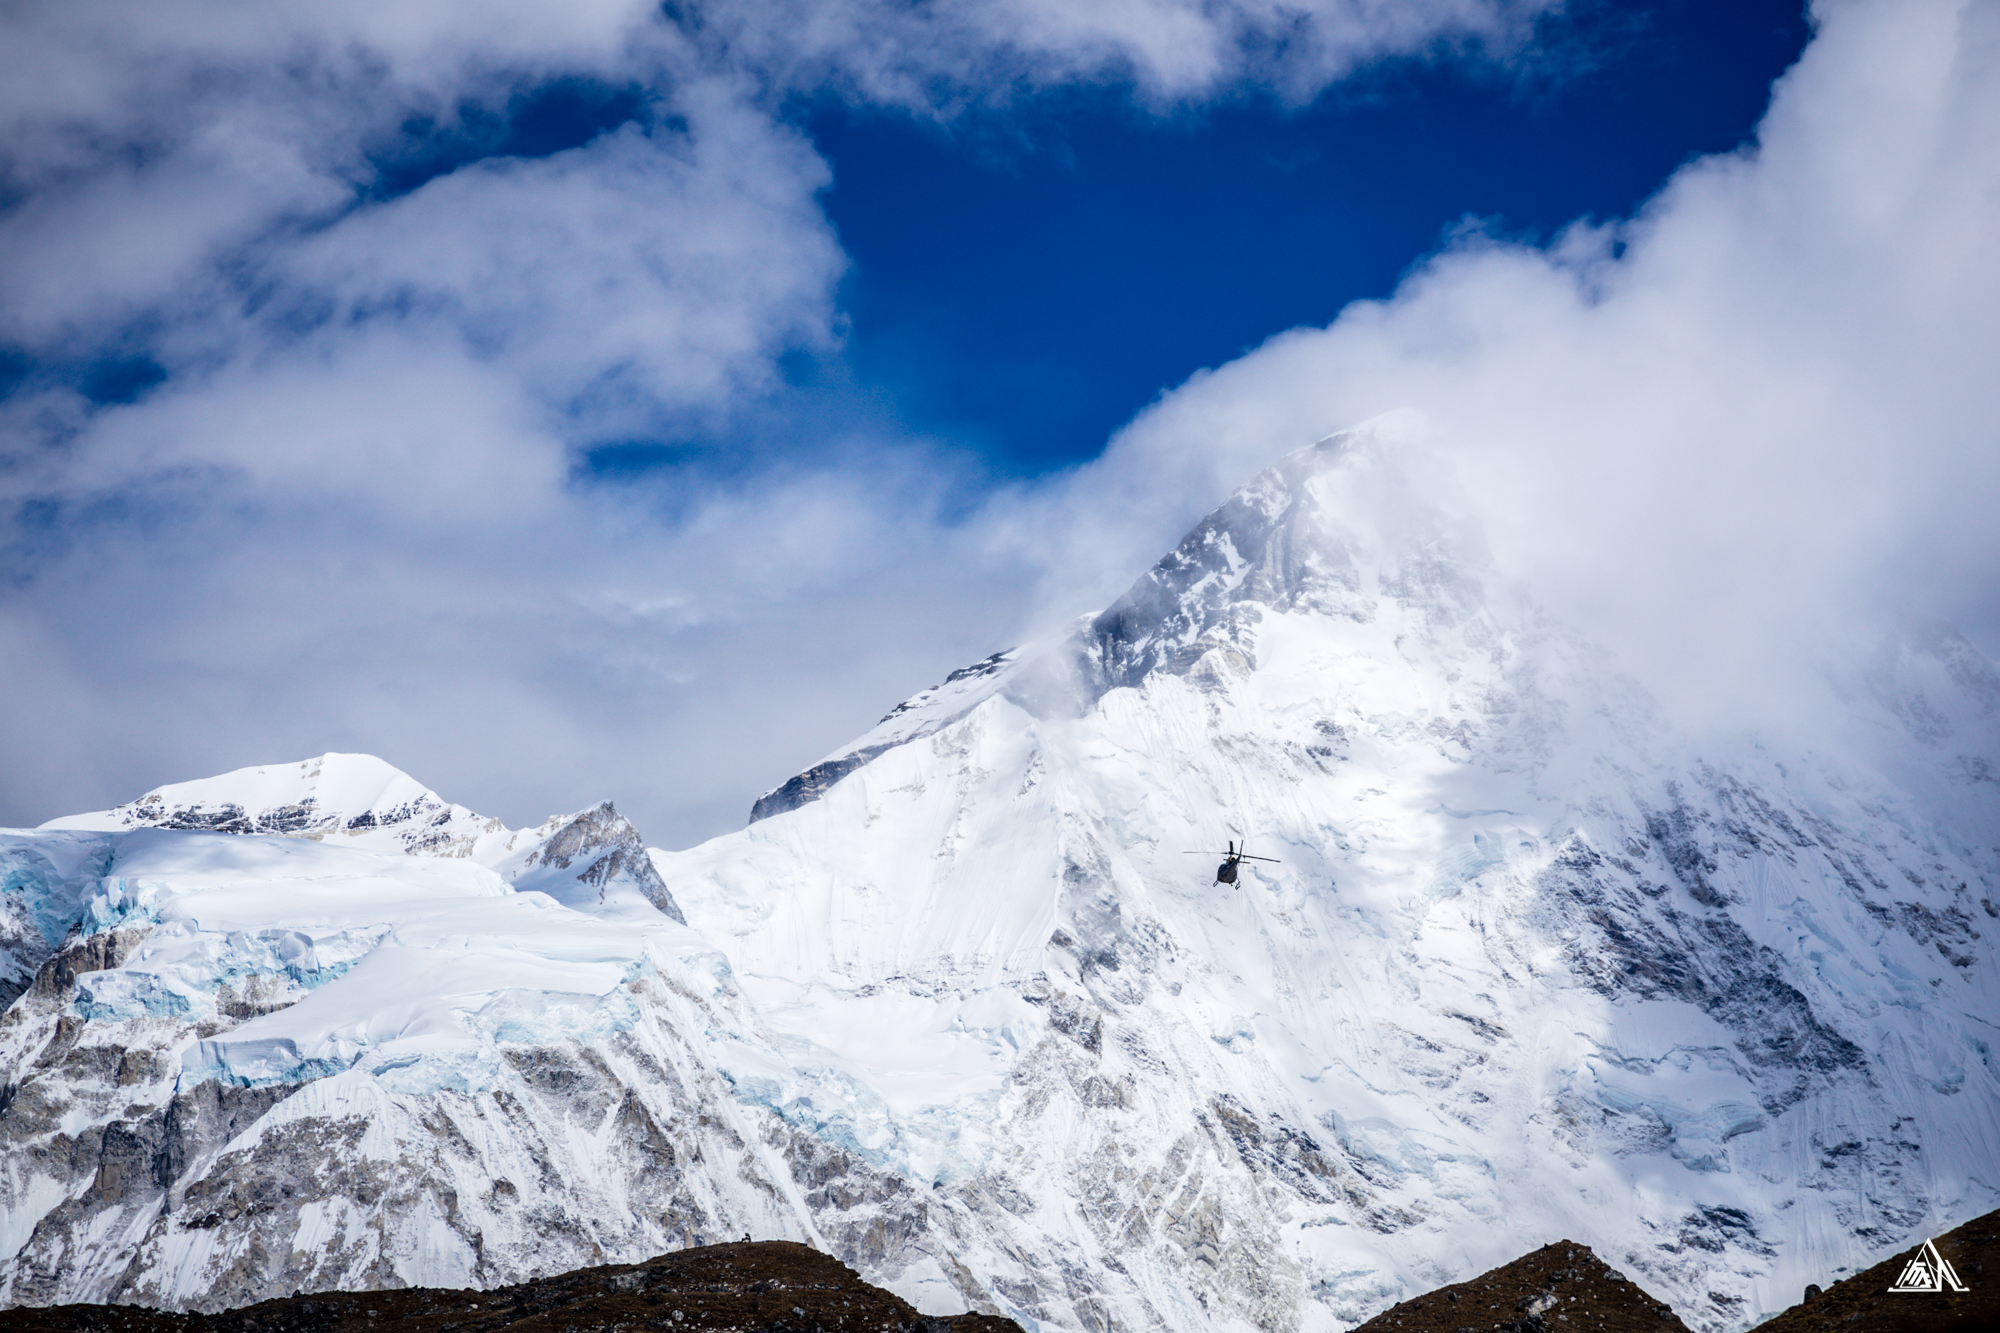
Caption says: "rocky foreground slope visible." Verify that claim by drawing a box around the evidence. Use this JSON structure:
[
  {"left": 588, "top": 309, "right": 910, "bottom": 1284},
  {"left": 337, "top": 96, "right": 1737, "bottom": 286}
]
[
  {"left": 1747, "top": 1205, "right": 1996, "bottom": 1333},
  {"left": 1344, "top": 1206, "right": 1998, "bottom": 1333},
  {"left": 7, "top": 1210, "right": 1988, "bottom": 1333},
  {"left": 0, "top": 1240, "right": 1024, "bottom": 1332},
  {"left": 2, "top": 425, "right": 1996, "bottom": 1333},
  {"left": 1351, "top": 1239, "right": 1692, "bottom": 1333},
  {"left": 1337, "top": 1207, "right": 1999, "bottom": 1333}
]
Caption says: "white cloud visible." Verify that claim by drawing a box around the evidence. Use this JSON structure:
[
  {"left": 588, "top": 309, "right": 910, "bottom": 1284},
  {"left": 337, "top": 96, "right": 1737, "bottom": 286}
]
[
  {"left": 274, "top": 87, "right": 840, "bottom": 415},
  {"left": 0, "top": 359, "right": 1029, "bottom": 845},
  {"left": 0, "top": 0, "right": 676, "bottom": 344},
  {"left": 1029, "top": 0, "right": 2000, "bottom": 733},
  {"left": 694, "top": 0, "right": 1554, "bottom": 109},
  {"left": 0, "top": 0, "right": 1551, "bottom": 352},
  {"left": 0, "top": 0, "right": 1565, "bottom": 845},
  {"left": 4, "top": 0, "right": 1991, "bottom": 849}
]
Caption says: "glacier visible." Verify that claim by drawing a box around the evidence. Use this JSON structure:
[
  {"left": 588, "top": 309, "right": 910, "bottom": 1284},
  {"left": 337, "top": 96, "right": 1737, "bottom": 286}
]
[{"left": 2, "top": 426, "right": 1996, "bottom": 1333}]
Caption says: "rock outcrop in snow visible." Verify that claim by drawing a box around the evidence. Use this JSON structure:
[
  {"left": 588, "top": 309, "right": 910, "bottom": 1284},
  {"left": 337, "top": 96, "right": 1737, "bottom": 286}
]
[{"left": 2, "top": 425, "right": 1996, "bottom": 1333}]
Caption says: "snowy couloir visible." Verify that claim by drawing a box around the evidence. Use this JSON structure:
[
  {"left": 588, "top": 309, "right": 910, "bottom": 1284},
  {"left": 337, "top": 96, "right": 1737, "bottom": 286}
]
[{"left": 2, "top": 423, "right": 1995, "bottom": 1333}]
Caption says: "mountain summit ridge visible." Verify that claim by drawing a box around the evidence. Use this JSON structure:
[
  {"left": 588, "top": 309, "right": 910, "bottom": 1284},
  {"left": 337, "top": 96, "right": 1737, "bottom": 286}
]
[{"left": 753, "top": 426, "right": 1505, "bottom": 823}]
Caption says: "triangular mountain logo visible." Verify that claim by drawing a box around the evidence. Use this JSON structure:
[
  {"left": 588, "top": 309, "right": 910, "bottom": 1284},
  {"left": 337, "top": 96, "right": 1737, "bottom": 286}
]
[{"left": 1887, "top": 1238, "right": 1969, "bottom": 1293}]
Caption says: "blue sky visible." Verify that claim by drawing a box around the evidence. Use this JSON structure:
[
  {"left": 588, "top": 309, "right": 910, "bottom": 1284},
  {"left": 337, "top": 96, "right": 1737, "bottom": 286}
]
[
  {"left": 809, "top": 0, "right": 1808, "bottom": 471},
  {"left": 1, "top": 0, "right": 1995, "bottom": 848}
]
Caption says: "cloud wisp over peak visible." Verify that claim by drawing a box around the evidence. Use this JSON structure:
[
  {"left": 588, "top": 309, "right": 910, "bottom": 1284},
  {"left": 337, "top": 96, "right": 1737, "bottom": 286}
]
[{"left": 1051, "top": 0, "right": 2000, "bottom": 731}]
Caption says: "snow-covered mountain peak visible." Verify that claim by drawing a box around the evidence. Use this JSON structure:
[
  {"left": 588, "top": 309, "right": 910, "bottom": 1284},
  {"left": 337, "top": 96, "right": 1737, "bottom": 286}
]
[
  {"left": 9, "top": 757, "right": 684, "bottom": 1010},
  {"left": 753, "top": 422, "right": 1509, "bottom": 824},
  {"left": 493, "top": 799, "right": 687, "bottom": 924},
  {"left": 40, "top": 753, "right": 502, "bottom": 859},
  {"left": 665, "top": 423, "right": 1999, "bottom": 1331},
  {"left": 1073, "top": 423, "right": 1497, "bottom": 696},
  {"left": 0, "top": 757, "right": 719, "bottom": 1310}
]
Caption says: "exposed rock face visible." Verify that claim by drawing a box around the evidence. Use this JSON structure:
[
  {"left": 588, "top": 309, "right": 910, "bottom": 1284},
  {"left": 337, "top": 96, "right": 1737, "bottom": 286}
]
[
  {"left": 2, "top": 764, "right": 714, "bottom": 1313},
  {"left": 750, "top": 748, "right": 894, "bottom": 825},
  {"left": 0, "top": 871, "right": 822, "bottom": 1312},
  {"left": 508, "top": 800, "right": 686, "bottom": 923},
  {"left": 3, "top": 425, "right": 1997, "bottom": 1333}
]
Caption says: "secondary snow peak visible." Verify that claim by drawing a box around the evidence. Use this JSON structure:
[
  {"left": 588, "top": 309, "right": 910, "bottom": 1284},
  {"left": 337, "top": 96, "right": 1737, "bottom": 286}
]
[{"left": 38, "top": 752, "right": 497, "bottom": 856}]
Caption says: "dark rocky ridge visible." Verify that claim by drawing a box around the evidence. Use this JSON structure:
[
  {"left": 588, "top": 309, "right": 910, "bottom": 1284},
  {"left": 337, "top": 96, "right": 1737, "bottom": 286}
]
[
  {"left": 1749, "top": 1206, "right": 1997, "bottom": 1333},
  {"left": 748, "top": 651, "right": 1016, "bottom": 823},
  {"left": 0, "top": 1241, "right": 1022, "bottom": 1333},
  {"left": 1344, "top": 1207, "right": 2000, "bottom": 1333},
  {"left": 1349, "top": 1239, "right": 1693, "bottom": 1333},
  {"left": 749, "top": 747, "right": 892, "bottom": 824}
]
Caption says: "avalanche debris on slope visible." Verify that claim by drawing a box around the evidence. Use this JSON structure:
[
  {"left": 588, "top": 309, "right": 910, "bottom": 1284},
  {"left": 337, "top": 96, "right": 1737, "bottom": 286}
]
[{"left": 3, "top": 423, "right": 1997, "bottom": 1333}]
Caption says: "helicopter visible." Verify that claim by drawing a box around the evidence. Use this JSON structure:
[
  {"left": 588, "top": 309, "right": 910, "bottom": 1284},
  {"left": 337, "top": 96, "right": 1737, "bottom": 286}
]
[{"left": 1185, "top": 839, "right": 1280, "bottom": 887}]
